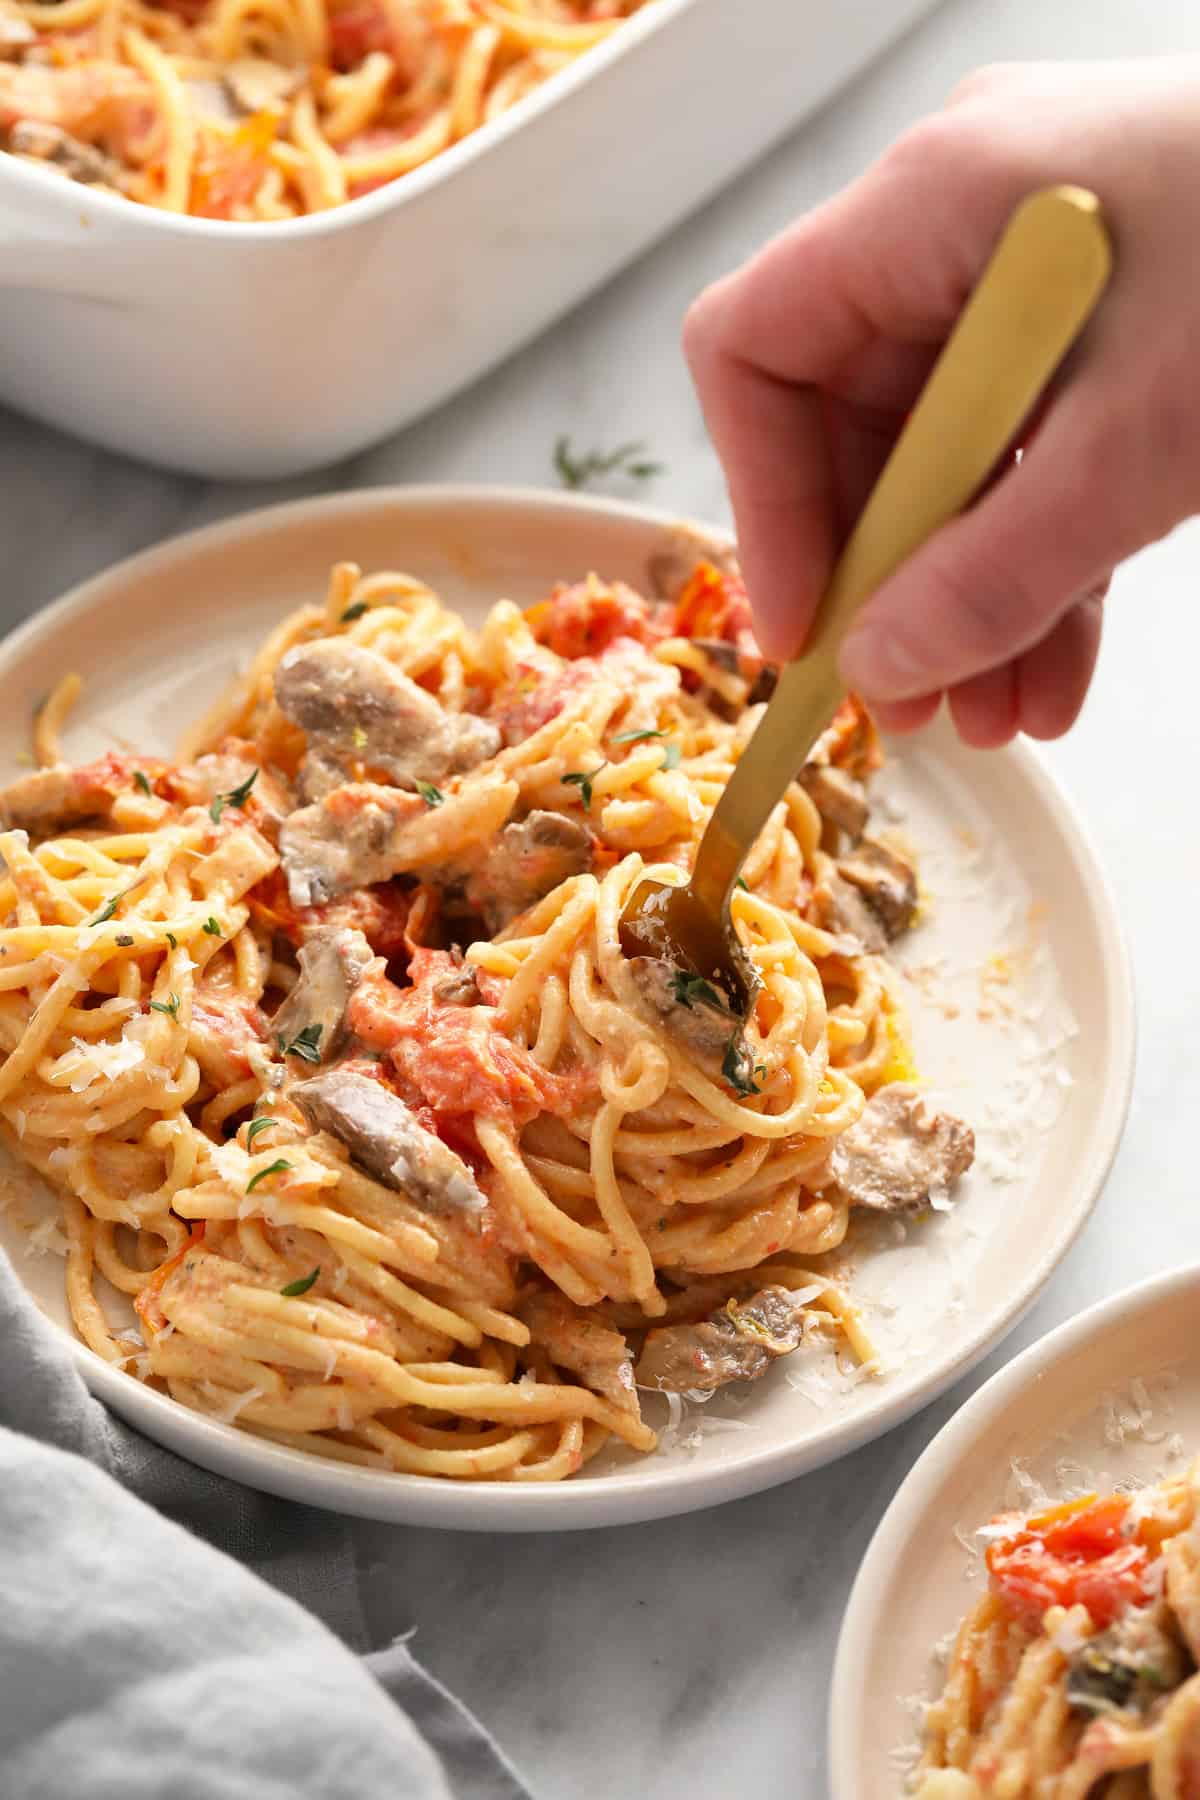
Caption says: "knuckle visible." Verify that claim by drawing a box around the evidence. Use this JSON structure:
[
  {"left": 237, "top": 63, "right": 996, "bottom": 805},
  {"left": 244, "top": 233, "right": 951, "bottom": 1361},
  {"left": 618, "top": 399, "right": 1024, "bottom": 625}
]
[
  {"left": 946, "top": 61, "right": 1020, "bottom": 107},
  {"left": 681, "top": 276, "right": 737, "bottom": 378},
  {"left": 879, "top": 111, "right": 959, "bottom": 180}
]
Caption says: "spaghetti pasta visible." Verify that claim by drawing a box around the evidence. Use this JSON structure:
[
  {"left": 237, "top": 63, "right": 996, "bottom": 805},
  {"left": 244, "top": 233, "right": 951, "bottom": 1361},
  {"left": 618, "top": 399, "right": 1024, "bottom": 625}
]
[
  {"left": 0, "top": 550, "right": 973, "bottom": 1482},
  {"left": 0, "top": 0, "right": 653, "bottom": 218},
  {"left": 916, "top": 1466, "right": 1200, "bottom": 1796}
]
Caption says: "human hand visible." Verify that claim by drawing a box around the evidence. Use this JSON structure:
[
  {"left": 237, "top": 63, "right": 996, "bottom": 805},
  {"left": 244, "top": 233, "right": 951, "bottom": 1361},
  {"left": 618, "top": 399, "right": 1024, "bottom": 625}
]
[{"left": 684, "top": 59, "right": 1200, "bottom": 745}]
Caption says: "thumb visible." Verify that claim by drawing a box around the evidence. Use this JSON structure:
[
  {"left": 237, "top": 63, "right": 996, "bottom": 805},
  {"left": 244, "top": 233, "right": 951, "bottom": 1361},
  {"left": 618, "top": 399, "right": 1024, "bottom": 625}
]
[{"left": 838, "top": 384, "right": 1143, "bottom": 702}]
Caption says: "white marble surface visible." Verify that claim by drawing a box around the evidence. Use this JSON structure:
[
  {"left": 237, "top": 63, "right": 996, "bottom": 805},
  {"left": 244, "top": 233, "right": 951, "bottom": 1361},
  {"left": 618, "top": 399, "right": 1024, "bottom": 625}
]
[{"left": 7, "top": 0, "right": 1200, "bottom": 1794}]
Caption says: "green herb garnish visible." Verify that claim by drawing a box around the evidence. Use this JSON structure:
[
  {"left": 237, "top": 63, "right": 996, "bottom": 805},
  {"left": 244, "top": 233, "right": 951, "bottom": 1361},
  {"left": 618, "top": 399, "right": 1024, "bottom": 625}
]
[
  {"left": 341, "top": 600, "right": 369, "bottom": 623},
  {"left": 668, "top": 970, "right": 728, "bottom": 1013},
  {"left": 115, "top": 934, "right": 134, "bottom": 948},
  {"left": 203, "top": 917, "right": 222, "bottom": 936},
  {"left": 734, "top": 876, "right": 750, "bottom": 891},
  {"left": 245, "top": 1115, "right": 277, "bottom": 1147},
  {"left": 553, "top": 436, "right": 662, "bottom": 491},
  {"left": 246, "top": 1158, "right": 292, "bottom": 1195},
  {"left": 280, "top": 1022, "right": 323, "bottom": 1064},
  {"left": 280, "top": 1267, "right": 320, "bottom": 1298},
  {"left": 165, "top": 932, "right": 177, "bottom": 949},
  {"left": 149, "top": 993, "right": 180, "bottom": 1020},
  {"left": 209, "top": 767, "right": 258, "bottom": 824},
  {"left": 133, "top": 770, "right": 152, "bottom": 796},
  {"left": 611, "top": 727, "right": 666, "bottom": 745},
  {"left": 722, "top": 1033, "right": 766, "bottom": 1097},
  {"left": 660, "top": 741, "right": 682, "bottom": 771},
  {"left": 562, "top": 765, "right": 606, "bottom": 812},
  {"left": 89, "top": 886, "right": 132, "bottom": 927},
  {"left": 415, "top": 781, "right": 444, "bottom": 808}
]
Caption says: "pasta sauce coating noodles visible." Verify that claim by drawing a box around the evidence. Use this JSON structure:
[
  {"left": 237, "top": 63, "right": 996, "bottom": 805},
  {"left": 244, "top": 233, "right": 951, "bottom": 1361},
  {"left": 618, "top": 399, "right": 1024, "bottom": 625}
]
[
  {"left": 0, "top": 0, "right": 655, "bottom": 219},
  {"left": 0, "top": 553, "right": 972, "bottom": 1482}
]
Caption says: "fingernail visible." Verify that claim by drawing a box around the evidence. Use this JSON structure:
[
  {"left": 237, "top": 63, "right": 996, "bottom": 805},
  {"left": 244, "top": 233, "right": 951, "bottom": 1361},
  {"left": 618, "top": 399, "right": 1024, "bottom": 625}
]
[{"left": 839, "top": 623, "right": 929, "bottom": 699}]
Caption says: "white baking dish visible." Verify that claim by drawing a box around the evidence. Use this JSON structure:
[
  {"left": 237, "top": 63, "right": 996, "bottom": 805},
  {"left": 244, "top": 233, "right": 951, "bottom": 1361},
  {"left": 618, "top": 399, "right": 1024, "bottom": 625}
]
[{"left": 0, "top": 0, "right": 940, "bottom": 479}]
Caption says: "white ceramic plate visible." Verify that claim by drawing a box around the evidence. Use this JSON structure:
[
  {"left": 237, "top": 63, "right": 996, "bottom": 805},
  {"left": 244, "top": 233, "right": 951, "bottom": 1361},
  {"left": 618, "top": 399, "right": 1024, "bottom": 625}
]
[
  {"left": 0, "top": 486, "right": 1134, "bottom": 1530},
  {"left": 829, "top": 1267, "right": 1200, "bottom": 1800}
]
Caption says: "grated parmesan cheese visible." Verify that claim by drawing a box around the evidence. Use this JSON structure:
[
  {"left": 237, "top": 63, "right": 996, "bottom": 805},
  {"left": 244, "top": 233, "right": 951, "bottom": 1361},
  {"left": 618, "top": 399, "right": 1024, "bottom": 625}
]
[
  {"left": 24, "top": 1211, "right": 68, "bottom": 1258},
  {"left": 61, "top": 1032, "right": 146, "bottom": 1093},
  {"left": 208, "top": 1384, "right": 267, "bottom": 1425}
]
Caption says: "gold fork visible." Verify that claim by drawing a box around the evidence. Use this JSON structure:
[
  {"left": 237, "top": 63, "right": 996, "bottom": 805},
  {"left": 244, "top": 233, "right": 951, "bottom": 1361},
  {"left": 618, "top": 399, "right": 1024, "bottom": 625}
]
[{"left": 620, "top": 184, "right": 1113, "bottom": 1013}]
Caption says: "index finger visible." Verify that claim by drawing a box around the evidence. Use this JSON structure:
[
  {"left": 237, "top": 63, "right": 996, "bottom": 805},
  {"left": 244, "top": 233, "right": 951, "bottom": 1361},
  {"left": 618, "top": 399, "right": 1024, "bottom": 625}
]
[{"left": 682, "top": 124, "right": 1040, "bottom": 660}]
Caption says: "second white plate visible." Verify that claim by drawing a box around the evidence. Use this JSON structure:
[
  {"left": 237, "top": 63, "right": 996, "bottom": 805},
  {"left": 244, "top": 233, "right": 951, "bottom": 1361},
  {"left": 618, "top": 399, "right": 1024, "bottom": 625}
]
[
  {"left": 0, "top": 486, "right": 1134, "bottom": 1529},
  {"left": 830, "top": 1264, "right": 1200, "bottom": 1798}
]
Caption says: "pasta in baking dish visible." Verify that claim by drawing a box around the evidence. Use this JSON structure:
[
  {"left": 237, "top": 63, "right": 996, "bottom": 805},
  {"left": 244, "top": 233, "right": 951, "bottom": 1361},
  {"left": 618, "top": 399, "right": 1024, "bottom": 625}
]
[
  {"left": 0, "top": 548, "right": 973, "bottom": 1482},
  {"left": 917, "top": 1462, "right": 1200, "bottom": 1797},
  {"left": 0, "top": 0, "right": 653, "bottom": 218}
]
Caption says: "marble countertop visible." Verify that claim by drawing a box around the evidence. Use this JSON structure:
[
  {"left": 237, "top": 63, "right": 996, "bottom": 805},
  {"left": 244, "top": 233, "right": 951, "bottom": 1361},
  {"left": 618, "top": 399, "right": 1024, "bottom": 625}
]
[{"left": 6, "top": 0, "right": 1200, "bottom": 1794}]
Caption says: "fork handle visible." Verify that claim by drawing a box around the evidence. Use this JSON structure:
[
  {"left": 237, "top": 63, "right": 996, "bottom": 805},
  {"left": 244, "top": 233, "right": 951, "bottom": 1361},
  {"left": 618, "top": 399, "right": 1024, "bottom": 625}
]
[{"left": 690, "top": 184, "right": 1112, "bottom": 918}]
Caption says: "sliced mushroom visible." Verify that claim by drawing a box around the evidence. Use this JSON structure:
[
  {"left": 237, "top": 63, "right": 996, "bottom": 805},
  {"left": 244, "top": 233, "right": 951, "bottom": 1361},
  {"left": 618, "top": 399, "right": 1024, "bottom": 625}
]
[
  {"left": 274, "top": 638, "right": 500, "bottom": 802},
  {"left": 626, "top": 956, "right": 736, "bottom": 1063},
  {"left": 809, "top": 869, "right": 887, "bottom": 954},
  {"left": 836, "top": 837, "right": 917, "bottom": 939},
  {"left": 635, "top": 1285, "right": 811, "bottom": 1393},
  {"left": 825, "top": 1083, "right": 974, "bottom": 1213},
  {"left": 797, "top": 762, "right": 869, "bottom": 842},
  {"left": 521, "top": 1293, "right": 638, "bottom": 1415},
  {"left": 9, "top": 117, "right": 120, "bottom": 185},
  {"left": 291, "top": 1068, "right": 485, "bottom": 1215},
  {"left": 463, "top": 810, "right": 593, "bottom": 931},
  {"left": 270, "top": 926, "right": 373, "bottom": 1063},
  {"left": 223, "top": 56, "right": 304, "bottom": 114}
]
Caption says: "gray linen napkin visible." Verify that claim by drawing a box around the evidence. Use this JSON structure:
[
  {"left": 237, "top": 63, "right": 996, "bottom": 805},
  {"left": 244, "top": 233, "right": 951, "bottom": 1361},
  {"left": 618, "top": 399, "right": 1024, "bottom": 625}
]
[{"left": 0, "top": 1254, "right": 531, "bottom": 1800}]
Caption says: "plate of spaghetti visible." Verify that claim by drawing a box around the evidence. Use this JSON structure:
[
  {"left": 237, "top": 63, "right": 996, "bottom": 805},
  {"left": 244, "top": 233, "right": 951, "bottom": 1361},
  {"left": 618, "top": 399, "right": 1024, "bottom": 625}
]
[
  {"left": 828, "top": 1267, "right": 1200, "bottom": 1798},
  {"left": 0, "top": 0, "right": 654, "bottom": 217},
  {"left": 0, "top": 487, "right": 1132, "bottom": 1529}
]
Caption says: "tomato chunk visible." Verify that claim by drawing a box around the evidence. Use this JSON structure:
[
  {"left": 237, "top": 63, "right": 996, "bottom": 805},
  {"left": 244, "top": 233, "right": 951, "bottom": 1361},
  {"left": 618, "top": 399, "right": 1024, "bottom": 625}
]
[
  {"left": 525, "top": 579, "right": 661, "bottom": 660},
  {"left": 986, "top": 1494, "right": 1153, "bottom": 1630},
  {"left": 671, "top": 560, "right": 753, "bottom": 644}
]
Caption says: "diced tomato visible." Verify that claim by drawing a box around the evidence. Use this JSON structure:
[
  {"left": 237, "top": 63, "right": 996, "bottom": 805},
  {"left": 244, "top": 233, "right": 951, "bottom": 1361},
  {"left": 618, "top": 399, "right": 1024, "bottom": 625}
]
[
  {"left": 346, "top": 954, "right": 595, "bottom": 1130},
  {"left": 490, "top": 635, "right": 677, "bottom": 746},
  {"left": 671, "top": 560, "right": 753, "bottom": 645},
  {"left": 489, "top": 648, "right": 592, "bottom": 744},
  {"left": 525, "top": 579, "right": 663, "bottom": 660},
  {"left": 986, "top": 1494, "right": 1153, "bottom": 1630},
  {"left": 248, "top": 870, "right": 412, "bottom": 959},
  {"left": 313, "top": 882, "right": 413, "bottom": 959},
  {"left": 189, "top": 114, "right": 277, "bottom": 220},
  {"left": 327, "top": 0, "right": 427, "bottom": 74},
  {"left": 327, "top": 0, "right": 391, "bottom": 66},
  {"left": 190, "top": 989, "right": 268, "bottom": 1084}
]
